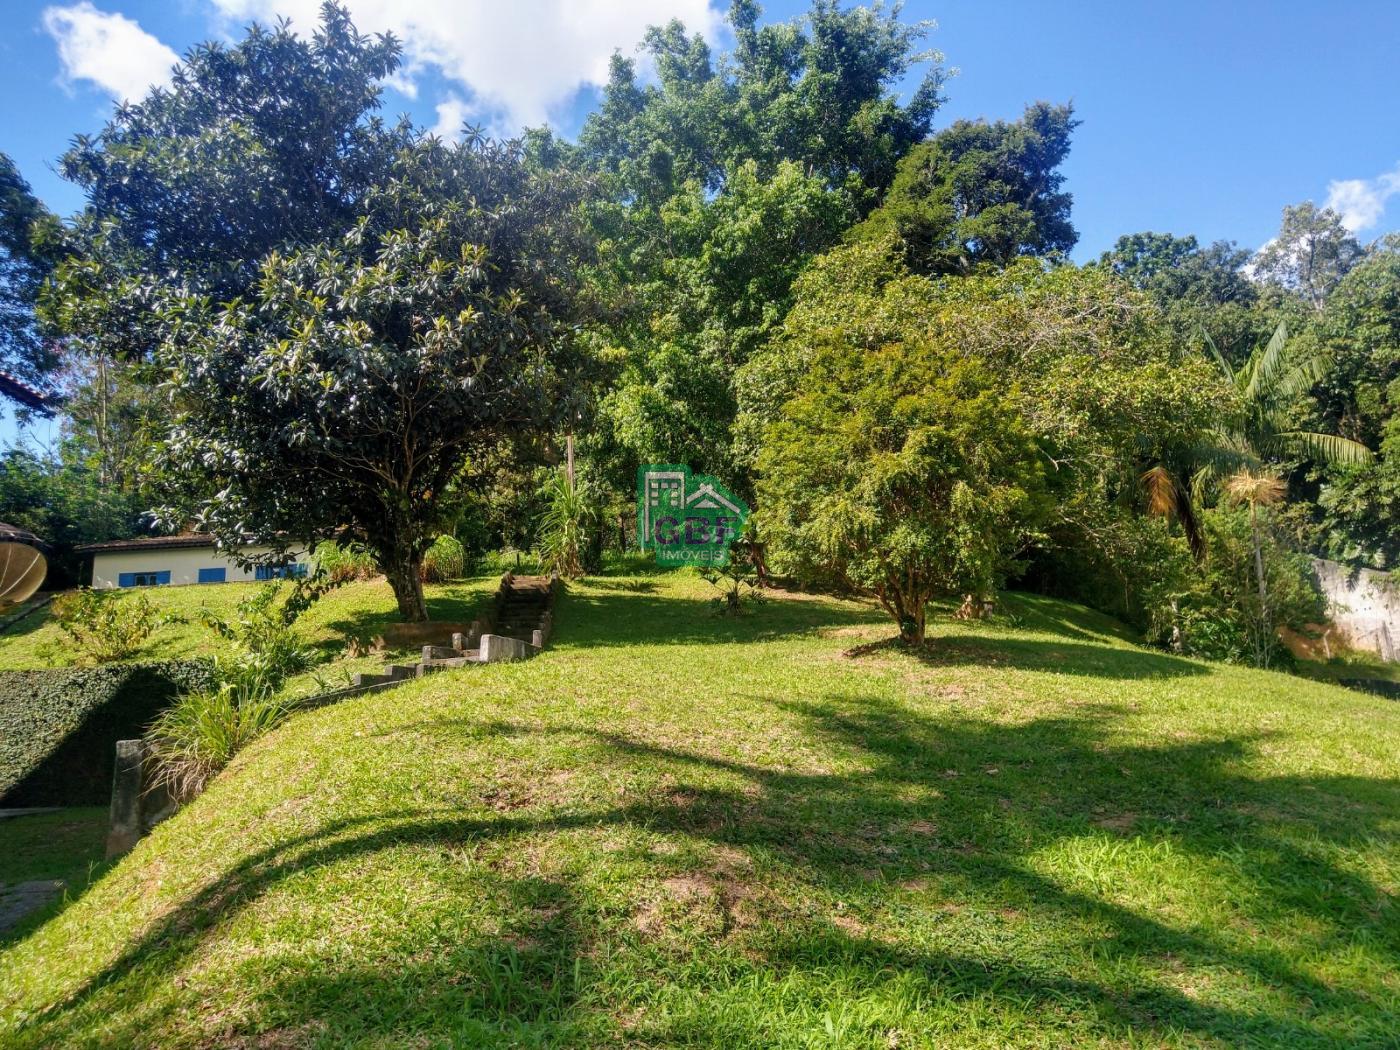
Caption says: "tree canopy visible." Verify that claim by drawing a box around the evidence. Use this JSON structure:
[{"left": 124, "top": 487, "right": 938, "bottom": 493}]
[
  {"left": 155, "top": 137, "right": 587, "bottom": 620},
  {"left": 849, "top": 102, "right": 1078, "bottom": 276}
]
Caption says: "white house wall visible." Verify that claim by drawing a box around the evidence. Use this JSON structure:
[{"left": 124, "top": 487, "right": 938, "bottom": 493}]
[{"left": 90, "top": 546, "right": 309, "bottom": 589}]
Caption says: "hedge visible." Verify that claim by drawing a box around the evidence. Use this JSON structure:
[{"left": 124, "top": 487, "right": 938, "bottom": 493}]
[{"left": 0, "top": 661, "right": 214, "bottom": 807}]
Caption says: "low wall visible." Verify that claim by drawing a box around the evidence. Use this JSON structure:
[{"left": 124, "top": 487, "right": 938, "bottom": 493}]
[{"left": 1313, "top": 558, "right": 1399, "bottom": 662}]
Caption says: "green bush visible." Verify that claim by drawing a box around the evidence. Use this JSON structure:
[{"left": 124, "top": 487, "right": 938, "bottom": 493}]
[
  {"left": 52, "top": 588, "right": 178, "bottom": 663},
  {"left": 421, "top": 534, "right": 467, "bottom": 582},
  {"left": 148, "top": 680, "right": 288, "bottom": 801},
  {"left": 146, "top": 579, "right": 334, "bottom": 798},
  {"left": 0, "top": 661, "right": 214, "bottom": 806},
  {"left": 313, "top": 540, "right": 378, "bottom": 583},
  {"left": 535, "top": 471, "right": 600, "bottom": 579},
  {"left": 199, "top": 581, "right": 320, "bottom": 691}
]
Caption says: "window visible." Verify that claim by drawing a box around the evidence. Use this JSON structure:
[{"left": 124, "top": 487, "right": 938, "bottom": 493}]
[
  {"left": 197, "top": 567, "right": 227, "bottom": 584},
  {"left": 117, "top": 571, "right": 171, "bottom": 588},
  {"left": 254, "top": 562, "right": 308, "bottom": 581}
]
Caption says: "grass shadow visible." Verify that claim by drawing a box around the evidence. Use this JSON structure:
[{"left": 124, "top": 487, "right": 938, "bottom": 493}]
[{"left": 13, "top": 695, "right": 1397, "bottom": 1046}]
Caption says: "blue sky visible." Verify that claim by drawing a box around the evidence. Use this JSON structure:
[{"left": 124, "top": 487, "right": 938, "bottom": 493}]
[{"left": 4, "top": 0, "right": 1400, "bottom": 445}]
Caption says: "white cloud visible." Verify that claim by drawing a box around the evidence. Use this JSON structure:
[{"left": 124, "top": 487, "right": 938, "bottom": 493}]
[
  {"left": 430, "top": 95, "right": 471, "bottom": 141},
  {"left": 208, "top": 0, "right": 725, "bottom": 133},
  {"left": 42, "top": 2, "right": 180, "bottom": 103},
  {"left": 1324, "top": 163, "right": 1400, "bottom": 233}
]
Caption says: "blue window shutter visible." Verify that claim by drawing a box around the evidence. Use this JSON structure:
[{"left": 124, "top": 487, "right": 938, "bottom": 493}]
[
  {"left": 198, "top": 567, "right": 226, "bottom": 584},
  {"left": 155, "top": 571, "right": 171, "bottom": 585},
  {"left": 254, "top": 565, "right": 271, "bottom": 581},
  {"left": 118, "top": 572, "right": 136, "bottom": 588}
]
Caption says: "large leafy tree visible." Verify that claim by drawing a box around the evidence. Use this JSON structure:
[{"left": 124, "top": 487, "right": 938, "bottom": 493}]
[
  {"left": 1250, "top": 202, "right": 1365, "bottom": 311},
  {"left": 0, "top": 153, "right": 63, "bottom": 402},
  {"left": 757, "top": 337, "right": 1046, "bottom": 645},
  {"left": 46, "top": 2, "right": 409, "bottom": 362},
  {"left": 1098, "top": 231, "right": 1264, "bottom": 363},
  {"left": 575, "top": 0, "right": 945, "bottom": 489},
  {"left": 743, "top": 241, "right": 1231, "bottom": 625},
  {"left": 579, "top": 0, "right": 946, "bottom": 206},
  {"left": 591, "top": 160, "right": 852, "bottom": 484},
  {"left": 849, "top": 102, "right": 1078, "bottom": 275},
  {"left": 156, "top": 137, "right": 586, "bottom": 620}
]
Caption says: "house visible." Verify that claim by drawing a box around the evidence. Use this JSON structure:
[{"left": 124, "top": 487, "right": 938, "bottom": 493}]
[{"left": 75, "top": 535, "right": 309, "bottom": 589}]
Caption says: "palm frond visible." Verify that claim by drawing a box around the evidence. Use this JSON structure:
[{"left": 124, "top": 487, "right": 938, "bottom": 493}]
[
  {"left": 1199, "top": 328, "right": 1234, "bottom": 383},
  {"left": 1222, "top": 469, "right": 1286, "bottom": 508},
  {"left": 1280, "top": 430, "right": 1375, "bottom": 466},
  {"left": 1242, "top": 320, "right": 1288, "bottom": 402},
  {"left": 1141, "top": 465, "right": 1206, "bottom": 560}
]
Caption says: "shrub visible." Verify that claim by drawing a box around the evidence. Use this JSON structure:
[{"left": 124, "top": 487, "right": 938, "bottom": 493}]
[
  {"left": 0, "top": 661, "right": 214, "bottom": 806},
  {"left": 147, "top": 680, "right": 288, "bottom": 801},
  {"left": 52, "top": 588, "right": 178, "bottom": 663},
  {"left": 757, "top": 337, "right": 1047, "bottom": 645},
  {"left": 536, "top": 471, "right": 599, "bottom": 579},
  {"left": 313, "top": 540, "right": 378, "bottom": 583},
  {"left": 147, "top": 579, "right": 334, "bottom": 798},
  {"left": 420, "top": 534, "right": 467, "bottom": 582}
]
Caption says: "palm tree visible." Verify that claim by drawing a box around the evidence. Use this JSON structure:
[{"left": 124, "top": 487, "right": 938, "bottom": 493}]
[
  {"left": 1143, "top": 321, "right": 1372, "bottom": 556},
  {"left": 1222, "top": 469, "right": 1288, "bottom": 668},
  {"left": 1203, "top": 320, "right": 1372, "bottom": 477}
]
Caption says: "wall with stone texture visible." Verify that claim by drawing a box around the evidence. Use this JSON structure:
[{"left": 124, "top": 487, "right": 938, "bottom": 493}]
[{"left": 1313, "top": 558, "right": 1399, "bottom": 662}]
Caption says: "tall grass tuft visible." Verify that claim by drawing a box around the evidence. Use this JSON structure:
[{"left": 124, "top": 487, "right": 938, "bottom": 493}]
[
  {"left": 148, "top": 679, "right": 288, "bottom": 800},
  {"left": 421, "top": 534, "right": 467, "bottom": 582}
]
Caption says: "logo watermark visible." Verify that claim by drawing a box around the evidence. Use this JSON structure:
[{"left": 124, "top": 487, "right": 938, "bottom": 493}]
[{"left": 637, "top": 464, "right": 750, "bottom": 566}]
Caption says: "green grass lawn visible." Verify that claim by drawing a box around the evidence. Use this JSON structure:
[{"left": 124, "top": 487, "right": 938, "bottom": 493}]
[
  {"left": 0, "top": 808, "right": 109, "bottom": 946},
  {"left": 0, "top": 571, "right": 1396, "bottom": 1047}
]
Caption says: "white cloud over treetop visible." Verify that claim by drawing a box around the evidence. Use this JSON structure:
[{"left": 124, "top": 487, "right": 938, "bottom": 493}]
[
  {"left": 42, "top": 2, "right": 180, "bottom": 103},
  {"left": 208, "top": 0, "right": 726, "bottom": 132},
  {"left": 1325, "top": 163, "right": 1400, "bottom": 233}
]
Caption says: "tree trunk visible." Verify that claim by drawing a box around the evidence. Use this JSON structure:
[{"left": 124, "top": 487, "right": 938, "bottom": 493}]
[
  {"left": 384, "top": 553, "right": 428, "bottom": 622},
  {"left": 892, "top": 590, "right": 926, "bottom": 646}
]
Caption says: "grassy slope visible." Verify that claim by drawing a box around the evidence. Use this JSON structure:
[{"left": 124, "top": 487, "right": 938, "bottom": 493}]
[{"left": 0, "top": 572, "right": 1396, "bottom": 1048}]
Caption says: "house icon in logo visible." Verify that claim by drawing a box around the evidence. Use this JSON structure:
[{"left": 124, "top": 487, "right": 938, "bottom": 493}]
[{"left": 637, "top": 464, "right": 750, "bottom": 566}]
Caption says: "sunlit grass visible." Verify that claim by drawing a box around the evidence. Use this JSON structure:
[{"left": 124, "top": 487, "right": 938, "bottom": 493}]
[{"left": 0, "top": 570, "right": 1395, "bottom": 1047}]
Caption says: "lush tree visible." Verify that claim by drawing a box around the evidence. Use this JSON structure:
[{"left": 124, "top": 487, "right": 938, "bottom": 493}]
[
  {"left": 1304, "top": 239, "right": 1400, "bottom": 564},
  {"left": 576, "top": 0, "right": 945, "bottom": 491},
  {"left": 741, "top": 241, "right": 1232, "bottom": 632},
  {"left": 849, "top": 102, "right": 1078, "bottom": 275},
  {"left": 155, "top": 137, "right": 586, "bottom": 621},
  {"left": 1098, "top": 231, "right": 1264, "bottom": 362},
  {"left": 578, "top": 0, "right": 946, "bottom": 206},
  {"left": 592, "top": 160, "right": 852, "bottom": 485},
  {"left": 0, "top": 444, "right": 144, "bottom": 585},
  {"left": 1250, "top": 202, "right": 1365, "bottom": 310},
  {"left": 0, "top": 153, "right": 63, "bottom": 402},
  {"left": 757, "top": 337, "right": 1047, "bottom": 645},
  {"left": 46, "top": 2, "right": 409, "bottom": 362}
]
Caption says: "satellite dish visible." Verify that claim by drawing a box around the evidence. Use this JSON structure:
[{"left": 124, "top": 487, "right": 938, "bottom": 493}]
[{"left": 0, "top": 524, "right": 47, "bottom": 608}]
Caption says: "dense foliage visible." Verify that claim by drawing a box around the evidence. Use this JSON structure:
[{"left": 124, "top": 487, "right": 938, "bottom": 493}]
[
  {"left": 0, "top": 660, "right": 214, "bottom": 806},
  {"left": 759, "top": 336, "right": 1047, "bottom": 643},
  {"left": 848, "top": 102, "right": 1078, "bottom": 276},
  {"left": 5, "top": 0, "right": 1396, "bottom": 669},
  {"left": 154, "top": 135, "right": 586, "bottom": 620},
  {"left": 51, "top": 588, "right": 179, "bottom": 663},
  {"left": 0, "top": 153, "right": 62, "bottom": 399}
]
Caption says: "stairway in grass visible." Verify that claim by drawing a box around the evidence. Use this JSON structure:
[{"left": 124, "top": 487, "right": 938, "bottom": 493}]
[{"left": 352, "top": 573, "right": 558, "bottom": 688}]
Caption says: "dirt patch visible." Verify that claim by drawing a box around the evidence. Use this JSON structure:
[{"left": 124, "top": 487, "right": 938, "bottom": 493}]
[
  {"left": 1093, "top": 812, "right": 1139, "bottom": 832},
  {"left": 831, "top": 912, "right": 868, "bottom": 937}
]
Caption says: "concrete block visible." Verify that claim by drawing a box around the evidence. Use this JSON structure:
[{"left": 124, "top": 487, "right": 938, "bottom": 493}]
[
  {"left": 479, "top": 633, "right": 533, "bottom": 663},
  {"left": 106, "top": 739, "right": 146, "bottom": 858}
]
